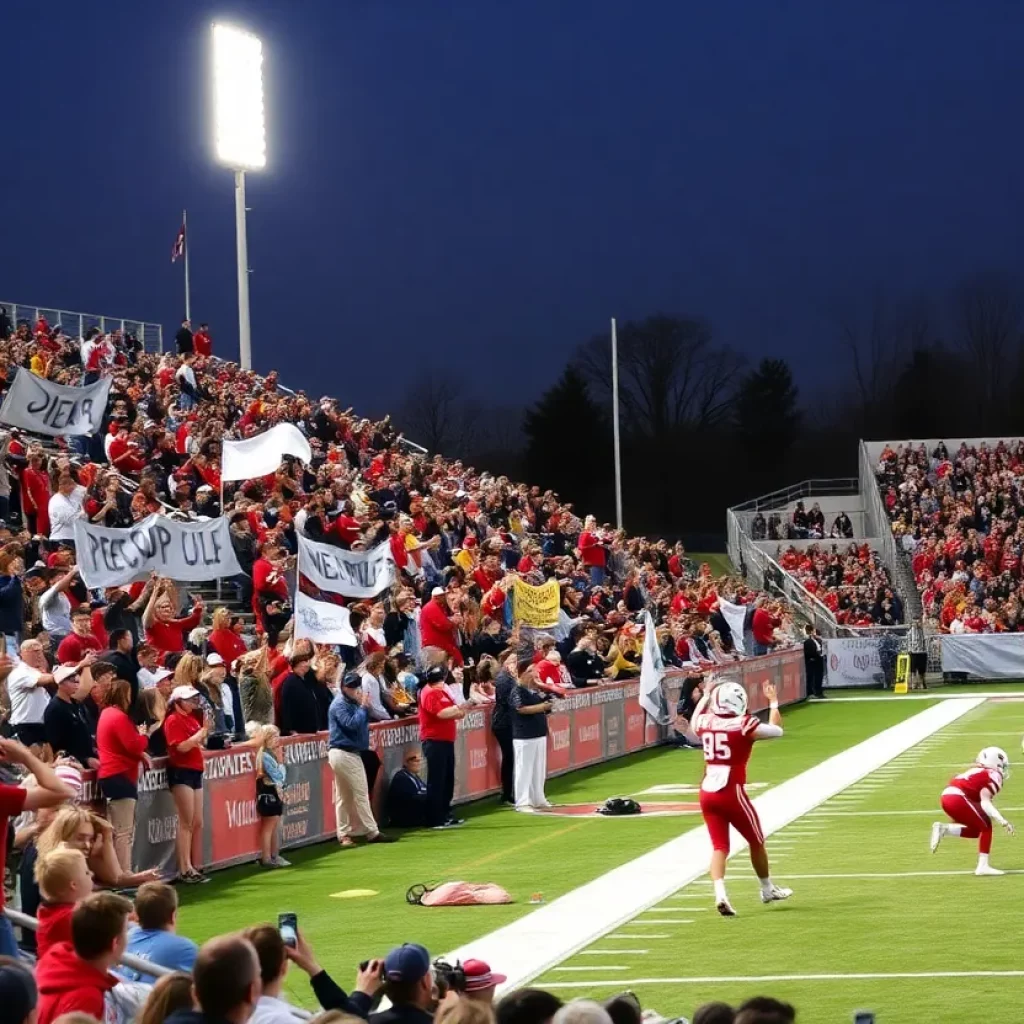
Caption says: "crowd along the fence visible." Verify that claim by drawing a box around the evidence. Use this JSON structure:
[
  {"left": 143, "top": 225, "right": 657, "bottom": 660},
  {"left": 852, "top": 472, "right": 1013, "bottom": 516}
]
[{"left": 73, "top": 651, "right": 806, "bottom": 875}]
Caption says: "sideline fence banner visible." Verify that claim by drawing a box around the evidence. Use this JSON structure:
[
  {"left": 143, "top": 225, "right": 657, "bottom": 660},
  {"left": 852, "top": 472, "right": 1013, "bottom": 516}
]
[
  {"left": 940, "top": 633, "right": 1024, "bottom": 679},
  {"left": 77, "top": 650, "right": 805, "bottom": 873},
  {"left": 73, "top": 513, "right": 243, "bottom": 588},
  {"left": 825, "top": 636, "right": 887, "bottom": 688}
]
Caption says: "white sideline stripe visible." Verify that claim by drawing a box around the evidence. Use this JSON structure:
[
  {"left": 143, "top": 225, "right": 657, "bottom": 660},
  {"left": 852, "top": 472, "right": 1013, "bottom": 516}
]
[
  {"left": 807, "top": 806, "right": 1024, "bottom": 818},
  {"left": 542, "top": 970, "right": 1024, "bottom": 988},
  {"left": 553, "top": 967, "right": 628, "bottom": 972},
  {"left": 442, "top": 696, "right": 985, "bottom": 994},
  {"left": 821, "top": 691, "right": 1024, "bottom": 701},
  {"left": 579, "top": 949, "right": 649, "bottom": 955},
  {"left": 609, "top": 934, "right": 671, "bottom": 939}
]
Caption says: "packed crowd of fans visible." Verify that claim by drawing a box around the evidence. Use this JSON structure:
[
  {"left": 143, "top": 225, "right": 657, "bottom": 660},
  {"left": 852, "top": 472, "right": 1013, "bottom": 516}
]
[
  {"left": 876, "top": 439, "right": 1024, "bottom": 632},
  {"left": 0, "top": 310, "right": 807, "bottom": 1023},
  {"left": 776, "top": 542, "right": 902, "bottom": 626}
]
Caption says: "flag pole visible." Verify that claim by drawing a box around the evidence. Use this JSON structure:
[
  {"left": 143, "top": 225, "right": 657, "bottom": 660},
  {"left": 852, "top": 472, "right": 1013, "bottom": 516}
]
[
  {"left": 182, "top": 209, "right": 192, "bottom": 323},
  {"left": 611, "top": 317, "right": 623, "bottom": 531}
]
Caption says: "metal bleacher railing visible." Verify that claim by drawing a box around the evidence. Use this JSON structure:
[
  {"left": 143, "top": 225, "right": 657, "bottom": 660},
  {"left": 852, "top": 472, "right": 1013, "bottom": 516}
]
[{"left": 1, "top": 300, "right": 163, "bottom": 354}]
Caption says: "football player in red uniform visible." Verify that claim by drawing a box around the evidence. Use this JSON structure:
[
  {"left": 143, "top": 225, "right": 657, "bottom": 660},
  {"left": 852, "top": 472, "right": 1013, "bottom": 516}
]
[
  {"left": 930, "top": 746, "right": 1014, "bottom": 875},
  {"left": 692, "top": 680, "right": 791, "bottom": 916}
]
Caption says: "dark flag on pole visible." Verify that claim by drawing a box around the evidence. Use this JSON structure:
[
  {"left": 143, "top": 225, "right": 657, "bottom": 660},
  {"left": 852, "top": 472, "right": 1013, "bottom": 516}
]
[{"left": 171, "top": 223, "right": 185, "bottom": 262}]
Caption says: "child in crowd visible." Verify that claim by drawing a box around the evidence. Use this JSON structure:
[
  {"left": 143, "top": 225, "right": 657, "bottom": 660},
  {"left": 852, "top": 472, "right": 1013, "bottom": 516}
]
[
  {"left": 121, "top": 882, "right": 198, "bottom": 983},
  {"left": 34, "top": 844, "right": 94, "bottom": 958},
  {"left": 255, "top": 724, "right": 289, "bottom": 869}
]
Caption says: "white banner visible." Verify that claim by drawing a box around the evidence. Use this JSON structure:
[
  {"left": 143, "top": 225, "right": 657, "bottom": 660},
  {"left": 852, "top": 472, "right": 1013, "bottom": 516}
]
[
  {"left": 720, "top": 599, "right": 748, "bottom": 655},
  {"left": 294, "top": 590, "right": 357, "bottom": 646},
  {"left": 73, "top": 514, "right": 243, "bottom": 588},
  {"left": 941, "top": 634, "right": 1024, "bottom": 680},
  {"left": 297, "top": 534, "right": 395, "bottom": 598},
  {"left": 0, "top": 371, "right": 111, "bottom": 436},
  {"left": 221, "top": 423, "right": 312, "bottom": 481},
  {"left": 639, "top": 610, "right": 665, "bottom": 722},
  {"left": 825, "top": 637, "right": 885, "bottom": 688}
]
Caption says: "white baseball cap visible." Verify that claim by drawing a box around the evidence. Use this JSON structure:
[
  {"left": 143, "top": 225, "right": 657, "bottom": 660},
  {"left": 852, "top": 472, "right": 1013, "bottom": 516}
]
[
  {"left": 169, "top": 685, "right": 200, "bottom": 704},
  {"left": 152, "top": 668, "right": 173, "bottom": 683},
  {"left": 206, "top": 653, "right": 225, "bottom": 666},
  {"left": 431, "top": 587, "right": 445, "bottom": 597},
  {"left": 53, "top": 665, "right": 80, "bottom": 685}
]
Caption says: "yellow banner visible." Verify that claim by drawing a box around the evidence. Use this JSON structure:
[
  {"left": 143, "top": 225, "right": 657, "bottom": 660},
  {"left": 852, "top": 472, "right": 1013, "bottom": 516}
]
[{"left": 512, "top": 578, "right": 561, "bottom": 629}]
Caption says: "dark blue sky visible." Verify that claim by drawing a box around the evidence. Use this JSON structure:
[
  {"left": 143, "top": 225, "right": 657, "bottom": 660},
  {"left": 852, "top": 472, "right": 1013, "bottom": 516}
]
[{"left": 3, "top": 1, "right": 1022, "bottom": 412}]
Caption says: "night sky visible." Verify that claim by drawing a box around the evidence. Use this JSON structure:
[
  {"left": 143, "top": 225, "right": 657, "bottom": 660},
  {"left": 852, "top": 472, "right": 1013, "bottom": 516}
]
[{"left": 3, "top": 2, "right": 1023, "bottom": 414}]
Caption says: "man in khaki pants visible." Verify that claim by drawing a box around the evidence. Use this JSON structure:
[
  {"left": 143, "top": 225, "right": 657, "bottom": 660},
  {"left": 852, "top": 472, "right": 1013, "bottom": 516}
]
[{"left": 327, "top": 672, "right": 396, "bottom": 847}]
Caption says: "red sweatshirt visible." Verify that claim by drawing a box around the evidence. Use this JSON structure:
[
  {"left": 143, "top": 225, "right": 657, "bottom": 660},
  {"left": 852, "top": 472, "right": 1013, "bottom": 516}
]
[
  {"left": 97, "top": 706, "right": 148, "bottom": 781},
  {"left": 36, "top": 901, "right": 74, "bottom": 959},
  {"left": 37, "top": 941, "right": 118, "bottom": 1024},
  {"left": 419, "top": 598, "right": 463, "bottom": 665}
]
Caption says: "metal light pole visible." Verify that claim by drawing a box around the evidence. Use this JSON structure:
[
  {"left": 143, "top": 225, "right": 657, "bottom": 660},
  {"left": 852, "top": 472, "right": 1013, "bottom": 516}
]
[
  {"left": 212, "top": 22, "right": 265, "bottom": 371},
  {"left": 611, "top": 317, "right": 623, "bottom": 530},
  {"left": 234, "top": 171, "right": 251, "bottom": 369}
]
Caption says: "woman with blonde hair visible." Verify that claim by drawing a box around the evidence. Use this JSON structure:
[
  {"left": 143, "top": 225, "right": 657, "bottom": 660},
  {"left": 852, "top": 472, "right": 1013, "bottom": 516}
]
[
  {"left": 254, "top": 724, "right": 289, "bottom": 868},
  {"left": 238, "top": 645, "right": 274, "bottom": 725},
  {"left": 172, "top": 652, "right": 203, "bottom": 689},
  {"left": 137, "top": 971, "right": 194, "bottom": 1024},
  {"left": 209, "top": 606, "right": 248, "bottom": 668},
  {"left": 137, "top": 687, "right": 168, "bottom": 757}
]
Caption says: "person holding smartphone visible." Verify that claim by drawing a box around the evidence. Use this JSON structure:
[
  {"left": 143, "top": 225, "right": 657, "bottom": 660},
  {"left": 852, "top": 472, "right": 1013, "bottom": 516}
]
[{"left": 163, "top": 685, "right": 211, "bottom": 884}]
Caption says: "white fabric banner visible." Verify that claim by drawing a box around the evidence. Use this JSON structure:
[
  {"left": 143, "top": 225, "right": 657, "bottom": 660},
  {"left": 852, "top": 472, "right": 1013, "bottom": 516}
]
[
  {"left": 297, "top": 534, "right": 395, "bottom": 598},
  {"left": 0, "top": 371, "right": 111, "bottom": 436},
  {"left": 825, "top": 637, "right": 885, "bottom": 688},
  {"left": 719, "top": 599, "right": 748, "bottom": 655},
  {"left": 221, "top": 423, "right": 312, "bottom": 481},
  {"left": 73, "top": 514, "right": 243, "bottom": 588},
  {"left": 940, "top": 634, "right": 1024, "bottom": 680},
  {"left": 639, "top": 610, "right": 666, "bottom": 722},
  {"left": 294, "top": 590, "right": 357, "bottom": 646}
]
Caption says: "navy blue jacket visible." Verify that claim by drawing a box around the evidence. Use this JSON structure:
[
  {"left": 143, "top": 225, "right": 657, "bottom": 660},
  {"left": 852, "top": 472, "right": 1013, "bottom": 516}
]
[{"left": 329, "top": 692, "right": 370, "bottom": 751}]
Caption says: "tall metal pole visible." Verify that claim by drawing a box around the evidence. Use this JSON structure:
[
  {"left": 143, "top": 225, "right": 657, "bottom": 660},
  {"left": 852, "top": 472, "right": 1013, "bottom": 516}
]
[
  {"left": 182, "top": 208, "right": 192, "bottom": 323},
  {"left": 234, "top": 170, "right": 252, "bottom": 370},
  {"left": 611, "top": 317, "right": 623, "bottom": 530}
]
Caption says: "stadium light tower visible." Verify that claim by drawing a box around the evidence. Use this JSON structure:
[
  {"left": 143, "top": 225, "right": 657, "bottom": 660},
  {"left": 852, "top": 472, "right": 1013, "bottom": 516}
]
[{"left": 211, "top": 22, "right": 266, "bottom": 371}]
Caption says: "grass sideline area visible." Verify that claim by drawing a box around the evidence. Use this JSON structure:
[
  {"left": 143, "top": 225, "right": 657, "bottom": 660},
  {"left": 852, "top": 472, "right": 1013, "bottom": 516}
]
[
  {"left": 177, "top": 699, "right": 932, "bottom": 1009},
  {"left": 537, "top": 696, "right": 1024, "bottom": 1023},
  {"left": 690, "top": 552, "right": 733, "bottom": 577}
]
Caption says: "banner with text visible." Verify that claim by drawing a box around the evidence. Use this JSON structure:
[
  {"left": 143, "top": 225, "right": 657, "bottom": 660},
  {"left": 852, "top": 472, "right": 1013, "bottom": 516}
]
[
  {"left": 512, "top": 578, "right": 561, "bottom": 628},
  {"left": 222, "top": 423, "right": 313, "bottom": 481},
  {"left": 297, "top": 534, "right": 395, "bottom": 598},
  {"left": 74, "top": 648, "right": 803, "bottom": 874},
  {"left": 73, "top": 513, "right": 243, "bottom": 588},
  {"left": 294, "top": 590, "right": 358, "bottom": 646},
  {"left": 0, "top": 371, "right": 111, "bottom": 436},
  {"left": 825, "top": 636, "right": 886, "bottom": 688}
]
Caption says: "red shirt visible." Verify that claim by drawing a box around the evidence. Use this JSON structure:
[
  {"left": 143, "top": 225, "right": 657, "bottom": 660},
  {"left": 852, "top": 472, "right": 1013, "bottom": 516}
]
[
  {"left": 694, "top": 711, "right": 760, "bottom": 786},
  {"left": 194, "top": 330, "right": 212, "bottom": 356},
  {"left": 948, "top": 766, "right": 1002, "bottom": 803},
  {"left": 56, "top": 633, "right": 102, "bottom": 665},
  {"left": 751, "top": 608, "right": 779, "bottom": 646},
  {"left": 37, "top": 902, "right": 75, "bottom": 959},
  {"left": 163, "top": 708, "right": 205, "bottom": 771},
  {"left": 579, "top": 531, "right": 607, "bottom": 568},
  {"left": 418, "top": 684, "right": 458, "bottom": 742},
  {"left": 209, "top": 627, "right": 248, "bottom": 668},
  {"left": 97, "top": 706, "right": 149, "bottom": 781},
  {"left": 0, "top": 783, "right": 27, "bottom": 908},
  {"left": 89, "top": 608, "right": 109, "bottom": 649},
  {"left": 419, "top": 599, "right": 463, "bottom": 665},
  {"left": 145, "top": 606, "right": 204, "bottom": 654}
]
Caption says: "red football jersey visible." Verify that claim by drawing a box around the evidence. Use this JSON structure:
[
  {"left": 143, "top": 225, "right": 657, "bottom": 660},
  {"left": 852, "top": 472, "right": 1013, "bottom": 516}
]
[
  {"left": 694, "top": 712, "right": 760, "bottom": 786},
  {"left": 948, "top": 766, "right": 1003, "bottom": 803}
]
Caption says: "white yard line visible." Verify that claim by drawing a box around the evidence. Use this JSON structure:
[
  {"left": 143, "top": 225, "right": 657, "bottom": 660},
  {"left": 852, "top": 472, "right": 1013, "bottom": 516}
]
[
  {"left": 607, "top": 934, "right": 671, "bottom": 940},
  {"left": 543, "top": 969, "right": 1024, "bottom": 988},
  {"left": 821, "top": 692, "right": 1023, "bottom": 701},
  {"left": 806, "top": 806, "right": 1024, "bottom": 817},
  {"left": 578, "top": 949, "right": 650, "bottom": 956},
  {"left": 442, "top": 697, "right": 985, "bottom": 994},
  {"left": 553, "top": 966, "right": 628, "bottom": 972}
]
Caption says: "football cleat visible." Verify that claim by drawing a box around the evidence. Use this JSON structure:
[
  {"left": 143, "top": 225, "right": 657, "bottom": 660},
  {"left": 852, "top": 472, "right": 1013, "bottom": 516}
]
[
  {"left": 760, "top": 885, "right": 793, "bottom": 904},
  {"left": 977, "top": 747, "right": 1011, "bottom": 779},
  {"left": 715, "top": 897, "right": 737, "bottom": 917},
  {"left": 975, "top": 864, "right": 1005, "bottom": 876},
  {"left": 930, "top": 822, "right": 945, "bottom": 853}
]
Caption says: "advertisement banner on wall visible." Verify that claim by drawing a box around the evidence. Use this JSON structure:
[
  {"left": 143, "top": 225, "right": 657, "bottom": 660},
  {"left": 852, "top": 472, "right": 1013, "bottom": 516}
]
[
  {"left": 825, "top": 637, "right": 886, "bottom": 688},
  {"left": 93, "top": 651, "right": 805, "bottom": 874}
]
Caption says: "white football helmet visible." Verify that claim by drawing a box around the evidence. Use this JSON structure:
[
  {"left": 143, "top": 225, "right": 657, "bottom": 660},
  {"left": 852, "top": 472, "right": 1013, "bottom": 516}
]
[
  {"left": 977, "top": 746, "right": 1011, "bottom": 778},
  {"left": 711, "top": 681, "right": 748, "bottom": 717}
]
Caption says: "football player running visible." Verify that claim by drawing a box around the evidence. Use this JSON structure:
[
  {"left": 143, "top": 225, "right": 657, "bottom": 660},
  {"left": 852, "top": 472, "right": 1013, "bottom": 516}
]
[
  {"left": 692, "top": 679, "right": 791, "bottom": 916},
  {"left": 931, "top": 746, "right": 1015, "bottom": 875}
]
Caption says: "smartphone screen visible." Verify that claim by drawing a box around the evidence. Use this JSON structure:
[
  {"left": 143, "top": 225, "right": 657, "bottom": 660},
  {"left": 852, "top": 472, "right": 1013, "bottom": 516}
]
[
  {"left": 278, "top": 912, "right": 298, "bottom": 948},
  {"left": 853, "top": 1013, "right": 875, "bottom": 1024}
]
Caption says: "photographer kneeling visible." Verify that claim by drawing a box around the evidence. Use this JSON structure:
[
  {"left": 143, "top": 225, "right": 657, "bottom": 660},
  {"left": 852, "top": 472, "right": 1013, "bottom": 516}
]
[{"left": 246, "top": 924, "right": 383, "bottom": 1023}]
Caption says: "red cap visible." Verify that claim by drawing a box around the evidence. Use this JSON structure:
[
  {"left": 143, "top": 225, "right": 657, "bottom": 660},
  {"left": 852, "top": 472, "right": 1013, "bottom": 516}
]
[{"left": 462, "top": 959, "right": 507, "bottom": 992}]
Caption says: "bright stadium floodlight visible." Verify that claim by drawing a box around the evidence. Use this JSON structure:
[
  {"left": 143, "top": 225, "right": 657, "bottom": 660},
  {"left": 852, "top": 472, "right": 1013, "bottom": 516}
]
[{"left": 211, "top": 22, "right": 266, "bottom": 370}]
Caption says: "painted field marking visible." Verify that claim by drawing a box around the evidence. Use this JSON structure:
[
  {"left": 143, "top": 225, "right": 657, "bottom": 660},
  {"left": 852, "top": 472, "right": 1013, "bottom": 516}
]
[
  {"left": 634, "top": 918, "right": 697, "bottom": 924},
  {"left": 822, "top": 692, "right": 1024, "bottom": 702},
  {"left": 805, "top": 805, "right": 1024, "bottom": 817},
  {"left": 553, "top": 966, "right": 628, "bottom": 972},
  {"left": 579, "top": 949, "right": 649, "bottom": 955},
  {"left": 542, "top": 969, "right": 1024, "bottom": 988},
  {"left": 445, "top": 697, "right": 985, "bottom": 995},
  {"left": 642, "top": 906, "right": 708, "bottom": 913},
  {"left": 608, "top": 934, "right": 671, "bottom": 940}
]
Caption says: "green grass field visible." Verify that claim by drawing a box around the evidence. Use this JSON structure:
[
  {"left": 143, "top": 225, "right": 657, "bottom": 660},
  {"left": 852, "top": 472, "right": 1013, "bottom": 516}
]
[
  {"left": 690, "top": 552, "right": 733, "bottom": 578},
  {"left": 536, "top": 696, "right": 1024, "bottom": 1023},
  {"left": 178, "top": 698, "right": 933, "bottom": 1010}
]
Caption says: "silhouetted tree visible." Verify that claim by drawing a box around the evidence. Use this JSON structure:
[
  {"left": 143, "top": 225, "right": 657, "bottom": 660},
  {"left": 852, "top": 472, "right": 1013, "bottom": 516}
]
[
  {"left": 523, "top": 367, "right": 608, "bottom": 515},
  {"left": 396, "top": 371, "right": 480, "bottom": 454},
  {"left": 735, "top": 358, "right": 801, "bottom": 465}
]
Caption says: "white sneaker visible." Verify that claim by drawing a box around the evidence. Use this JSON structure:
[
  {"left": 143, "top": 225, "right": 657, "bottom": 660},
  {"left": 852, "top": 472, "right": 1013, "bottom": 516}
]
[
  {"left": 715, "top": 898, "right": 737, "bottom": 917},
  {"left": 975, "top": 864, "right": 1005, "bottom": 876},
  {"left": 760, "top": 885, "right": 793, "bottom": 904},
  {"left": 930, "top": 822, "right": 945, "bottom": 853}
]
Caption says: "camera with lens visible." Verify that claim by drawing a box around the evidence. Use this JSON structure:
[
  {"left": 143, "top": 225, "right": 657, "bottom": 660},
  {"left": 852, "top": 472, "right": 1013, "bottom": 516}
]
[{"left": 431, "top": 958, "right": 466, "bottom": 997}]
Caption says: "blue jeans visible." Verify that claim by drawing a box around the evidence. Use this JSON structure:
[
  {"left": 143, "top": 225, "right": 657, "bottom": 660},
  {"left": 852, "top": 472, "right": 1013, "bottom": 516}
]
[
  {"left": 589, "top": 565, "right": 606, "bottom": 586},
  {"left": 753, "top": 641, "right": 769, "bottom": 657},
  {"left": 0, "top": 914, "right": 20, "bottom": 958}
]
